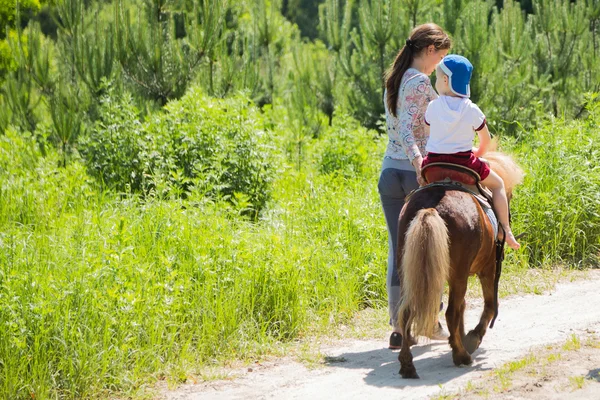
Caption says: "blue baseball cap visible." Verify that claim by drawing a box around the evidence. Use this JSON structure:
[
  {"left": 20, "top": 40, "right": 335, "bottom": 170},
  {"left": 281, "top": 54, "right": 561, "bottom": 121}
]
[{"left": 439, "top": 55, "right": 473, "bottom": 98}]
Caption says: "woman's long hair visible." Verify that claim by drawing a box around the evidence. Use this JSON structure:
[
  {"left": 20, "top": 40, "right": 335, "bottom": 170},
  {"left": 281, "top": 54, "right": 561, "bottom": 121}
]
[{"left": 385, "top": 23, "right": 451, "bottom": 117}]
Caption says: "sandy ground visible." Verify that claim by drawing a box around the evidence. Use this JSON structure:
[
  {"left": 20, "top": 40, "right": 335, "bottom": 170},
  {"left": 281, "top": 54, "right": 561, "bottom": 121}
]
[
  {"left": 164, "top": 270, "right": 600, "bottom": 400},
  {"left": 458, "top": 338, "right": 600, "bottom": 400}
]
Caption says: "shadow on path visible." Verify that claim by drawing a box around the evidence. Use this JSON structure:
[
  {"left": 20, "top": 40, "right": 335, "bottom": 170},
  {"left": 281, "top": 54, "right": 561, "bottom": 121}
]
[
  {"left": 324, "top": 341, "right": 492, "bottom": 388},
  {"left": 587, "top": 368, "right": 600, "bottom": 383}
]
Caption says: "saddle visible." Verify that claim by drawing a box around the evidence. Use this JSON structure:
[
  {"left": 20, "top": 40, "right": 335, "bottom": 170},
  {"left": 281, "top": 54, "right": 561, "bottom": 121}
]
[
  {"left": 422, "top": 162, "right": 481, "bottom": 186},
  {"left": 405, "top": 162, "right": 493, "bottom": 209}
]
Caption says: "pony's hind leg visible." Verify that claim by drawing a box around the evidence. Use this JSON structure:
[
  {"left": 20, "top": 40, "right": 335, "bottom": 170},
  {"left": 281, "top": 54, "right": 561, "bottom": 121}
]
[
  {"left": 398, "top": 311, "right": 419, "bottom": 378},
  {"left": 446, "top": 282, "right": 472, "bottom": 366},
  {"left": 464, "top": 271, "right": 495, "bottom": 354}
]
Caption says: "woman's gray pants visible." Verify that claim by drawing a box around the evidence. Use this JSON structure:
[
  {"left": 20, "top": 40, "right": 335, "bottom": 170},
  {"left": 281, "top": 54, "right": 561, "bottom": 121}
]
[
  {"left": 378, "top": 167, "right": 444, "bottom": 330},
  {"left": 378, "top": 168, "right": 419, "bottom": 329}
]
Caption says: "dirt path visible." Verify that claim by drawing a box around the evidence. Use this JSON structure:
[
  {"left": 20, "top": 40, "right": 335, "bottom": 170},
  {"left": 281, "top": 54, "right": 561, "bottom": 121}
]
[{"left": 165, "top": 271, "right": 600, "bottom": 400}]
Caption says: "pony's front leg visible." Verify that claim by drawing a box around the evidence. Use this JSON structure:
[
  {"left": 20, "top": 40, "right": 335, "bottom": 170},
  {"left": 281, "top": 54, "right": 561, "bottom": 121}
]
[
  {"left": 398, "top": 310, "right": 419, "bottom": 379},
  {"left": 464, "top": 272, "right": 495, "bottom": 354},
  {"left": 446, "top": 283, "right": 472, "bottom": 366}
]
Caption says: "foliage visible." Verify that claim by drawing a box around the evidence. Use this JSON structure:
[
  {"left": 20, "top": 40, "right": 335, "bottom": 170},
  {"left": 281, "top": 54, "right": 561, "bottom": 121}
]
[
  {"left": 0, "top": 30, "right": 19, "bottom": 85},
  {"left": 79, "top": 87, "right": 275, "bottom": 213},
  {"left": 2, "top": 76, "right": 600, "bottom": 398},
  {"left": 145, "top": 88, "right": 275, "bottom": 214},
  {"left": 0, "top": 0, "right": 41, "bottom": 39},
  {"left": 282, "top": 0, "right": 323, "bottom": 39},
  {"left": 1, "top": 1, "right": 600, "bottom": 397},
  {"left": 115, "top": 0, "right": 226, "bottom": 105},
  {"left": 511, "top": 95, "right": 600, "bottom": 267},
  {"left": 2, "top": 0, "right": 599, "bottom": 148},
  {"left": 79, "top": 84, "right": 146, "bottom": 192},
  {"left": 320, "top": 0, "right": 409, "bottom": 128},
  {"left": 316, "top": 112, "right": 379, "bottom": 177},
  {"left": 0, "top": 122, "right": 385, "bottom": 398}
]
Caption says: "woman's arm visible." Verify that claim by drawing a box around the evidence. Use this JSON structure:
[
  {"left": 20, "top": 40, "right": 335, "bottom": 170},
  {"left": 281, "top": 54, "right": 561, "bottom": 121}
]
[{"left": 394, "top": 76, "right": 432, "bottom": 176}]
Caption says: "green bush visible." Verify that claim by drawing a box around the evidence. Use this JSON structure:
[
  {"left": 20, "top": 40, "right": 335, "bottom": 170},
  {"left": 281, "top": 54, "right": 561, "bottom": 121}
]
[
  {"left": 79, "top": 88, "right": 146, "bottom": 193},
  {"left": 317, "top": 113, "right": 381, "bottom": 178},
  {"left": 145, "top": 88, "right": 275, "bottom": 214},
  {"left": 79, "top": 87, "right": 274, "bottom": 214}
]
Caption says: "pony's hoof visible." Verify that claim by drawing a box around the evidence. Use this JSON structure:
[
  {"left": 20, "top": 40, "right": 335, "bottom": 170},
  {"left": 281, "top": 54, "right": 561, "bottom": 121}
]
[
  {"left": 463, "top": 331, "right": 481, "bottom": 354},
  {"left": 452, "top": 352, "right": 473, "bottom": 366},
  {"left": 399, "top": 366, "right": 420, "bottom": 379},
  {"left": 406, "top": 335, "right": 418, "bottom": 347}
]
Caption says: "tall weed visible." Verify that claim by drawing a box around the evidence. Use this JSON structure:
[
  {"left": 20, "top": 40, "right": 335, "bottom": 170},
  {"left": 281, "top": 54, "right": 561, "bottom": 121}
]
[{"left": 510, "top": 105, "right": 600, "bottom": 266}]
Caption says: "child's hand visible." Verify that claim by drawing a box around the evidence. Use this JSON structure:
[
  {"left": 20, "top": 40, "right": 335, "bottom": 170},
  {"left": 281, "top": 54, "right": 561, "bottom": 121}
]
[{"left": 473, "top": 146, "right": 482, "bottom": 157}]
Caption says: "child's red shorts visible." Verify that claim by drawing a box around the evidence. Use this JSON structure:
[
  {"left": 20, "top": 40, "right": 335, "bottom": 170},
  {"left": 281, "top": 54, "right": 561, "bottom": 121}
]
[{"left": 422, "top": 151, "right": 491, "bottom": 181}]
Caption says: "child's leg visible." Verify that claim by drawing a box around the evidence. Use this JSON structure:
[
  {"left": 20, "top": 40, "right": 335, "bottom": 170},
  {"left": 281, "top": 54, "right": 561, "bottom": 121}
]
[{"left": 481, "top": 170, "right": 520, "bottom": 250}]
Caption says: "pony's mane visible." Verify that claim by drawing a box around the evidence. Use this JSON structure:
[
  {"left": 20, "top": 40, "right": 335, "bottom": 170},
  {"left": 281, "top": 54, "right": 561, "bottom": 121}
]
[{"left": 482, "top": 139, "right": 524, "bottom": 195}]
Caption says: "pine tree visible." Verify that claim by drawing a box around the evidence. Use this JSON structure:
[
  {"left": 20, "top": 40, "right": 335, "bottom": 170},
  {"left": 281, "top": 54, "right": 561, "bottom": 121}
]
[
  {"left": 452, "top": 0, "right": 495, "bottom": 104},
  {"left": 482, "top": 0, "right": 546, "bottom": 130},
  {"left": 400, "top": 0, "right": 434, "bottom": 28},
  {"left": 358, "top": 0, "right": 397, "bottom": 95},
  {"left": 202, "top": 27, "right": 261, "bottom": 98},
  {"left": 321, "top": 0, "right": 405, "bottom": 129},
  {"left": 313, "top": 43, "right": 336, "bottom": 126},
  {"left": 577, "top": 0, "right": 600, "bottom": 117},
  {"left": 441, "top": 0, "right": 465, "bottom": 36},
  {"left": 3, "top": 19, "right": 51, "bottom": 140},
  {"left": 318, "top": 0, "right": 353, "bottom": 52},
  {"left": 531, "top": 0, "right": 588, "bottom": 116},
  {"left": 115, "top": 0, "right": 226, "bottom": 105},
  {"left": 587, "top": 0, "right": 600, "bottom": 61},
  {"left": 288, "top": 42, "right": 323, "bottom": 169},
  {"left": 282, "top": 0, "right": 323, "bottom": 39},
  {"left": 72, "top": 8, "right": 116, "bottom": 99},
  {"left": 251, "top": 0, "right": 283, "bottom": 106}
]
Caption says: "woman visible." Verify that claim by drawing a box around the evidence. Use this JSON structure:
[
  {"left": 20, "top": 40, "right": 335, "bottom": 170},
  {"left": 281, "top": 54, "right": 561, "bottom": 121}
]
[{"left": 379, "top": 23, "right": 451, "bottom": 349}]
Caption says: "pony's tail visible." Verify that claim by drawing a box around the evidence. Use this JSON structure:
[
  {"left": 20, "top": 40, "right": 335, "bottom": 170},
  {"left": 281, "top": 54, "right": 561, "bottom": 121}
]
[{"left": 398, "top": 208, "right": 450, "bottom": 338}]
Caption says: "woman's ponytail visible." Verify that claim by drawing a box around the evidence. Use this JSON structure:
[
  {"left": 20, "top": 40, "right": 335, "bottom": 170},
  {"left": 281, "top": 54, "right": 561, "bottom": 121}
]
[{"left": 385, "top": 24, "right": 451, "bottom": 117}]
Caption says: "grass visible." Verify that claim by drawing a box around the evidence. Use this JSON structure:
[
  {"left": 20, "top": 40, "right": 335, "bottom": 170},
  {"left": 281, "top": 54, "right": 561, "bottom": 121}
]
[
  {"left": 430, "top": 390, "right": 455, "bottom": 400},
  {"left": 508, "top": 106, "right": 600, "bottom": 268},
  {"left": 493, "top": 354, "right": 539, "bottom": 392},
  {"left": 562, "top": 334, "right": 582, "bottom": 351},
  {"left": 1, "top": 104, "right": 600, "bottom": 399},
  {"left": 0, "top": 127, "right": 390, "bottom": 399},
  {"left": 568, "top": 376, "right": 586, "bottom": 390}
]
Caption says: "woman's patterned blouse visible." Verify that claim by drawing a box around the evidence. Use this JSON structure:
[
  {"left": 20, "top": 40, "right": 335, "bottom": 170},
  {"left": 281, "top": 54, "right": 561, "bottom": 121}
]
[{"left": 384, "top": 68, "right": 438, "bottom": 162}]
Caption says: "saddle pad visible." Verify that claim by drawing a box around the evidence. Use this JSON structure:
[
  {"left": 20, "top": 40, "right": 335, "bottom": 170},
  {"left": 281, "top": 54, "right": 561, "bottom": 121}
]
[{"left": 484, "top": 207, "right": 498, "bottom": 238}]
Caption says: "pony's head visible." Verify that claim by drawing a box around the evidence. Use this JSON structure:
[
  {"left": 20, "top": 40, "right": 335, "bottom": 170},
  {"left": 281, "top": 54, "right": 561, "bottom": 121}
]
[{"left": 482, "top": 139, "right": 524, "bottom": 198}]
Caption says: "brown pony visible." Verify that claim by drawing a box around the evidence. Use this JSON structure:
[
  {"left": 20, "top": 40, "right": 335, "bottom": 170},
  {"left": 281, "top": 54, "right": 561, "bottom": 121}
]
[{"left": 396, "top": 147, "right": 524, "bottom": 379}]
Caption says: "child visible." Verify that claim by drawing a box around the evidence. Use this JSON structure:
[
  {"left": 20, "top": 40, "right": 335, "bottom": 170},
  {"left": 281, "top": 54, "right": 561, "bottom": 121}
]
[{"left": 422, "top": 54, "right": 520, "bottom": 250}]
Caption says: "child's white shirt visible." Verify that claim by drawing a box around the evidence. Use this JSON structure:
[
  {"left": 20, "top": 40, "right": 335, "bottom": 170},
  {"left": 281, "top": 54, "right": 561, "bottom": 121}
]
[{"left": 425, "top": 95, "right": 486, "bottom": 154}]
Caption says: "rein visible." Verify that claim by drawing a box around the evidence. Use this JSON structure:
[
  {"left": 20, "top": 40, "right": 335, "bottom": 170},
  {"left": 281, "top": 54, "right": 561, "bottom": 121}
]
[{"left": 489, "top": 231, "right": 505, "bottom": 329}]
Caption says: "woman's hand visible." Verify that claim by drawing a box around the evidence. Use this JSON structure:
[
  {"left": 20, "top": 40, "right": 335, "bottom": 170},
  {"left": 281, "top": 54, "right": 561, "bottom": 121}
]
[
  {"left": 412, "top": 155, "right": 426, "bottom": 186},
  {"left": 412, "top": 155, "right": 423, "bottom": 170}
]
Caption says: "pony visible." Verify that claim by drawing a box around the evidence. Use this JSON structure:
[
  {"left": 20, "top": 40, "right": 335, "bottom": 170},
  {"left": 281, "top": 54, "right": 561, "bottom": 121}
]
[{"left": 396, "top": 144, "right": 524, "bottom": 379}]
